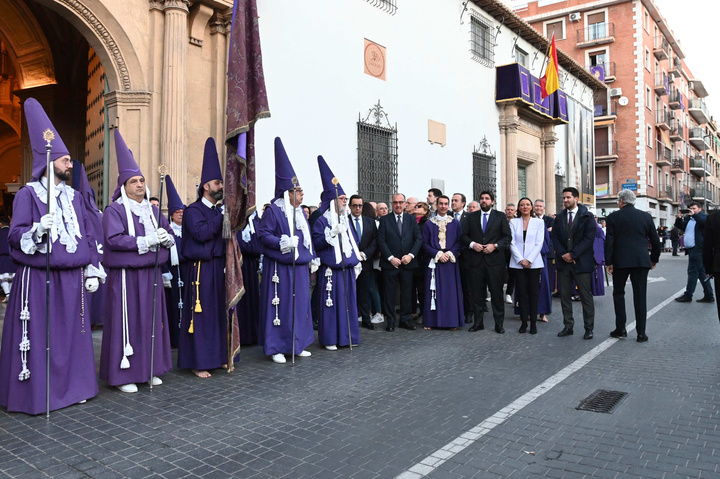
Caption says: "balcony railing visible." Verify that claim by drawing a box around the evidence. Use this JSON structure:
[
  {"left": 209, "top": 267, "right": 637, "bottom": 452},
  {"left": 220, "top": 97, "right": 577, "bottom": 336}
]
[
  {"left": 586, "top": 61, "right": 616, "bottom": 82},
  {"left": 689, "top": 98, "right": 710, "bottom": 124},
  {"left": 689, "top": 127, "right": 710, "bottom": 150},
  {"left": 689, "top": 157, "right": 711, "bottom": 177},
  {"left": 594, "top": 100, "right": 617, "bottom": 118},
  {"left": 656, "top": 110, "right": 672, "bottom": 130},
  {"left": 669, "top": 122, "right": 685, "bottom": 142},
  {"left": 668, "top": 89, "right": 684, "bottom": 110},
  {"left": 656, "top": 146, "right": 671, "bottom": 166},
  {"left": 658, "top": 186, "right": 675, "bottom": 202},
  {"left": 670, "top": 156, "right": 685, "bottom": 173},
  {"left": 669, "top": 56, "right": 683, "bottom": 76},
  {"left": 577, "top": 23, "right": 615, "bottom": 45},
  {"left": 654, "top": 73, "right": 669, "bottom": 95},
  {"left": 595, "top": 140, "right": 619, "bottom": 161},
  {"left": 653, "top": 35, "right": 669, "bottom": 60}
]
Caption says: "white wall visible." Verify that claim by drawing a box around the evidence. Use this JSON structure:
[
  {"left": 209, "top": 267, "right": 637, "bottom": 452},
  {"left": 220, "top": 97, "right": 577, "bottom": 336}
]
[{"left": 253, "top": 0, "right": 594, "bottom": 206}]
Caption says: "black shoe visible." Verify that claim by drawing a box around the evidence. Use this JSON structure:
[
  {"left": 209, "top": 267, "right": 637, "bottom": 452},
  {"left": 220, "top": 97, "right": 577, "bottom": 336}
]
[
  {"left": 557, "top": 328, "right": 573, "bottom": 337},
  {"left": 571, "top": 295, "right": 581, "bottom": 302},
  {"left": 609, "top": 329, "right": 627, "bottom": 338},
  {"left": 529, "top": 324, "right": 537, "bottom": 334},
  {"left": 495, "top": 327, "right": 505, "bottom": 334},
  {"left": 518, "top": 323, "right": 527, "bottom": 334},
  {"left": 552, "top": 292, "right": 560, "bottom": 298},
  {"left": 361, "top": 322, "right": 376, "bottom": 330},
  {"left": 675, "top": 295, "right": 692, "bottom": 302},
  {"left": 583, "top": 330, "right": 594, "bottom": 340},
  {"left": 385, "top": 326, "right": 395, "bottom": 332},
  {"left": 637, "top": 334, "right": 649, "bottom": 342},
  {"left": 400, "top": 322, "right": 417, "bottom": 331},
  {"left": 697, "top": 296, "right": 715, "bottom": 303},
  {"left": 468, "top": 323, "right": 484, "bottom": 332},
  {"left": 465, "top": 315, "right": 473, "bottom": 324}
]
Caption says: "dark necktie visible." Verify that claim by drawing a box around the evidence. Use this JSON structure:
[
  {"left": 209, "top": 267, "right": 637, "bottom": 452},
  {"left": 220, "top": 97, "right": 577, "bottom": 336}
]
[
  {"left": 482, "top": 213, "right": 488, "bottom": 233},
  {"left": 568, "top": 211, "right": 573, "bottom": 230},
  {"left": 355, "top": 217, "right": 362, "bottom": 238},
  {"left": 397, "top": 214, "right": 402, "bottom": 234}
]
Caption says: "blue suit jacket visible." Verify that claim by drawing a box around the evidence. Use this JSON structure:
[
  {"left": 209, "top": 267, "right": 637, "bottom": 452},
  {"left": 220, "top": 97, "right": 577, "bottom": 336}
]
[
  {"left": 377, "top": 212, "right": 422, "bottom": 270},
  {"left": 552, "top": 204, "right": 596, "bottom": 273}
]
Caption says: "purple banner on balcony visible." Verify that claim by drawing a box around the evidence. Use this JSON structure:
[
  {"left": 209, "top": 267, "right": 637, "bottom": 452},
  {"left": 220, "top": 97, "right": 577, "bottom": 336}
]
[
  {"left": 495, "top": 63, "right": 567, "bottom": 123},
  {"left": 589, "top": 64, "right": 605, "bottom": 83},
  {"left": 679, "top": 95, "right": 685, "bottom": 111}
]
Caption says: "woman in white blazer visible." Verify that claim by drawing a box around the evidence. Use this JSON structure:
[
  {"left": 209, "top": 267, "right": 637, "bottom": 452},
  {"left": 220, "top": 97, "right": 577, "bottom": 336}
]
[{"left": 509, "top": 197, "right": 545, "bottom": 334}]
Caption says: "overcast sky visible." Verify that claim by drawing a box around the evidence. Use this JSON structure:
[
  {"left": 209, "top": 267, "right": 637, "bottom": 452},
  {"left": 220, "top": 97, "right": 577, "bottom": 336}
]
[{"left": 502, "top": 0, "right": 720, "bottom": 116}]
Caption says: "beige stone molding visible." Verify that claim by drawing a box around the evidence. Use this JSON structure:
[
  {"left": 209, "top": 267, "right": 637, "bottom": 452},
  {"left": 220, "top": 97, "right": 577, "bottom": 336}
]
[
  {"left": 104, "top": 90, "right": 152, "bottom": 109},
  {"left": 162, "top": 0, "right": 190, "bottom": 13},
  {"left": 517, "top": 150, "right": 540, "bottom": 163},
  {"left": 189, "top": 3, "right": 214, "bottom": 46}
]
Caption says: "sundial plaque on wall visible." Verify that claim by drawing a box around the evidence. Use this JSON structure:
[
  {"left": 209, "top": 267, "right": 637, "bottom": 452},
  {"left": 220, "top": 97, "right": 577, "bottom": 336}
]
[{"left": 364, "top": 39, "right": 386, "bottom": 81}]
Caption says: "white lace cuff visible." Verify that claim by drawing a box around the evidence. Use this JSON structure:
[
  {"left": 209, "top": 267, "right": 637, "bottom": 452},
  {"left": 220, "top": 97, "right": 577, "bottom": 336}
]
[
  {"left": 85, "top": 263, "right": 107, "bottom": 282},
  {"left": 160, "top": 234, "right": 175, "bottom": 248},
  {"left": 324, "top": 227, "right": 339, "bottom": 247},
  {"left": 434, "top": 251, "right": 444, "bottom": 262},
  {"left": 447, "top": 252, "right": 457, "bottom": 263},
  {"left": 279, "top": 234, "right": 292, "bottom": 254},
  {"left": 21, "top": 223, "right": 47, "bottom": 255},
  {"left": 310, "top": 257, "right": 321, "bottom": 273},
  {"left": 137, "top": 237, "right": 152, "bottom": 255},
  {"left": 162, "top": 272, "right": 173, "bottom": 282}
]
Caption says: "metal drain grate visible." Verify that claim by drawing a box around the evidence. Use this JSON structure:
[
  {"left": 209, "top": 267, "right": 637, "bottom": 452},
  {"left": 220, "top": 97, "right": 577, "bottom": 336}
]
[{"left": 576, "top": 389, "right": 628, "bottom": 413}]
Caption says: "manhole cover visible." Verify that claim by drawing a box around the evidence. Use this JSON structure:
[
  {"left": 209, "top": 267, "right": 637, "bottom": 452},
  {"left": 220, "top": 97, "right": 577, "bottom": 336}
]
[{"left": 576, "top": 389, "right": 628, "bottom": 413}]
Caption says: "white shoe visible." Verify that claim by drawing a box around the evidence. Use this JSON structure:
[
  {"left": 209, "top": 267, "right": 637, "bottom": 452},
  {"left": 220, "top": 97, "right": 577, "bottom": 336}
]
[
  {"left": 486, "top": 297, "right": 491, "bottom": 302},
  {"left": 371, "top": 313, "right": 384, "bottom": 324},
  {"left": 297, "top": 350, "right": 312, "bottom": 357},
  {"left": 78, "top": 399, "right": 87, "bottom": 404},
  {"left": 358, "top": 316, "right": 362, "bottom": 322},
  {"left": 272, "top": 353, "right": 286, "bottom": 364},
  {"left": 505, "top": 294, "right": 513, "bottom": 304},
  {"left": 117, "top": 384, "right": 138, "bottom": 393},
  {"left": 325, "top": 345, "right": 337, "bottom": 351},
  {"left": 151, "top": 376, "right": 162, "bottom": 386},
  {"left": 1, "top": 297, "right": 7, "bottom": 303}
]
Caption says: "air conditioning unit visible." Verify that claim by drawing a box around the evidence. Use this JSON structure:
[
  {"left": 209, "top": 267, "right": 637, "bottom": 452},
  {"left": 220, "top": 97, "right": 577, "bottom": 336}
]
[
  {"left": 609, "top": 88, "right": 622, "bottom": 97},
  {"left": 569, "top": 12, "right": 581, "bottom": 22}
]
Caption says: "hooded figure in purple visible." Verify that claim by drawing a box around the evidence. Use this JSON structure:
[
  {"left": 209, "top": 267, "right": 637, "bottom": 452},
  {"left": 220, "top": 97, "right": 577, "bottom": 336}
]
[
  {"left": 72, "top": 160, "right": 106, "bottom": 326},
  {"left": 162, "top": 175, "right": 186, "bottom": 348},
  {"left": 311, "top": 156, "right": 361, "bottom": 349},
  {"left": 259, "top": 138, "right": 318, "bottom": 364},
  {"left": 0, "top": 98, "right": 105, "bottom": 414},
  {"left": 177, "top": 138, "right": 227, "bottom": 378},
  {"left": 99, "top": 129, "right": 174, "bottom": 394},
  {"left": 0, "top": 215, "right": 13, "bottom": 301},
  {"left": 236, "top": 207, "right": 262, "bottom": 346}
]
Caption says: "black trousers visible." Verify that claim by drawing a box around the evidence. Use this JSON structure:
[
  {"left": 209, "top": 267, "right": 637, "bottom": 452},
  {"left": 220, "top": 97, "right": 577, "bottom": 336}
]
[
  {"left": 459, "top": 259, "right": 473, "bottom": 318},
  {"left": 470, "top": 263, "right": 505, "bottom": 330},
  {"left": 513, "top": 268, "right": 541, "bottom": 324},
  {"left": 382, "top": 268, "right": 413, "bottom": 327},
  {"left": 612, "top": 267, "right": 649, "bottom": 335},
  {"left": 558, "top": 265, "right": 595, "bottom": 331},
  {"left": 356, "top": 269, "right": 373, "bottom": 325}
]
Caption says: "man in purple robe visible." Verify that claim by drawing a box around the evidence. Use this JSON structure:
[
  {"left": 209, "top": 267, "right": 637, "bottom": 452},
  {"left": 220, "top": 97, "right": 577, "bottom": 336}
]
[
  {"left": 422, "top": 195, "right": 464, "bottom": 329},
  {"left": 312, "top": 156, "right": 361, "bottom": 350},
  {"left": 0, "top": 216, "right": 12, "bottom": 302},
  {"left": 592, "top": 220, "right": 606, "bottom": 296},
  {"left": 178, "top": 139, "right": 227, "bottom": 378},
  {"left": 0, "top": 98, "right": 104, "bottom": 414},
  {"left": 72, "top": 161, "right": 106, "bottom": 327},
  {"left": 99, "top": 129, "right": 174, "bottom": 393},
  {"left": 162, "top": 175, "right": 185, "bottom": 348},
  {"left": 236, "top": 210, "right": 262, "bottom": 345},
  {"left": 259, "top": 138, "right": 318, "bottom": 364}
]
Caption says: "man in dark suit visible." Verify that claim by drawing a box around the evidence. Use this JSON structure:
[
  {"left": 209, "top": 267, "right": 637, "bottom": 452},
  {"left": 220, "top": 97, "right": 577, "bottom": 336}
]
[
  {"left": 377, "top": 193, "right": 423, "bottom": 331},
  {"left": 348, "top": 194, "right": 378, "bottom": 330},
  {"left": 451, "top": 193, "right": 473, "bottom": 324},
  {"left": 552, "top": 187, "right": 596, "bottom": 339},
  {"left": 675, "top": 201, "right": 714, "bottom": 303},
  {"left": 605, "top": 189, "right": 661, "bottom": 342},
  {"left": 702, "top": 209, "right": 720, "bottom": 325},
  {"left": 460, "top": 190, "right": 511, "bottom": 333}
]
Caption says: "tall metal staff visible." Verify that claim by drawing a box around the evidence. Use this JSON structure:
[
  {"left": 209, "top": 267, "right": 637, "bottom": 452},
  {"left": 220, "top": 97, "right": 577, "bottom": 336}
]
[
  {"left": 149, "top": 164, "right": 168, "bottom": 390},
  {"left": 42, "top": 128, "right": 55, "bottom": 419},
  {"left": 290, "top": 177, "right": 298, "bottom": 365},
  {"left": 331, "top": 178, "right": 353, "bottom": 352}
]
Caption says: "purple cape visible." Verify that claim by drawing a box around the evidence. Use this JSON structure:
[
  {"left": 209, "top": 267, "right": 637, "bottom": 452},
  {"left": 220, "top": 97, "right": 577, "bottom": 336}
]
[
  {"left": 421, "top": 218, "right": 464, "bottom": 328},
  {"left": 236, "top": 214, "right": 262, "bottom": 345}
]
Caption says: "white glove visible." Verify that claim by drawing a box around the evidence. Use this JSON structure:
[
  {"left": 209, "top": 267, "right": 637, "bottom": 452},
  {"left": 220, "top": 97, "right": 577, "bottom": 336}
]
[
  {"left": 85, "top": 278, "right": 99, "bottom": 293},
  {"left": 354, "top": 263, "right": 363, "bottom": 279},
  {"left": 145, "top": 231, "right": 159, "bottom": 247},
  {"left": 162, "top": 272, "right": 173, "bottom": 288},
  {"left": 38, "top": 214, "right": 54, "bottom": 235},
  {"left": 156, "top": 228, "right": 171, "bottom": 246},
  {"left": 331, "top": 223, "right": 347, "bottom": 237},
  {"left": 279, "top": 235, "right": 300, "bottom": 254},
  {"left": 310, "top": 257, "right": 321, "bottom": 274}
]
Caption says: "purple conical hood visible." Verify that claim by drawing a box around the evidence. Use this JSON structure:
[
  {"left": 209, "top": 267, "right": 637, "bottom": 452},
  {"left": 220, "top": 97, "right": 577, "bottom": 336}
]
[
  {"left": 24, "top": 98, "right": 70, "bottom": 180},
  {"left": 111, "top": 129, "right": 143, "bottom": 201},
  {"left": 274, "top": 137, "right": 299, "bottom": 200},
  {"left": 317, "top": 155, "right": 345, "bottom": 212},
  {"left": 198, "top": 137, "right": 223, "bottom": 197},
  {"left": 165, "top": 175, "right": 185, "bottom": 215}
]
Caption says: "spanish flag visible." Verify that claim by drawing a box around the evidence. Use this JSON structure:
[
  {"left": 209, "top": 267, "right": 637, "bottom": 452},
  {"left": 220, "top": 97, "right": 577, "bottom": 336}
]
[{"left": 540, "top": 34, "right": 559, "bottom": 99}]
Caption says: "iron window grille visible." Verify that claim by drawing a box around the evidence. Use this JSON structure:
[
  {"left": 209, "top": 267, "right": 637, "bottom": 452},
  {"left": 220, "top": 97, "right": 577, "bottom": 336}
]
[
  {"left": 473, "top": 136, "right": 496, "bottom": 201},
  {"left": 470, "top": 13, "right": 494, "bottom": 67},
  {"left": 357, "top": 100, "right": 398, "bottom": 204},
  {"left": 364, "top": 0, "right": 397, "bottom": 15}
]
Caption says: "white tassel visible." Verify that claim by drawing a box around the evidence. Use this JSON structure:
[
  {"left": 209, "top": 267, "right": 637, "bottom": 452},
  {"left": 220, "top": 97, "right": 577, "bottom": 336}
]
[
  {"left": 18, "top": 267, "right": 31, "bottom": 381},
  {"left": 325, "top": 268, "right": 333, "bottom": 307},
  {"left": 120, "top": 356, "right": 130, "bottom": 369},
  {"left": 120, "top": 269, "right": 132, "bottom": 369},
  {"left": 428, "top": 260, "right": 437, "bottom": 311},
  {"left": 272, "top": 265, "right": 281, "bottom": 326},
  {"left": 124, "top": 344, "right": 134, "bottom": 357}
]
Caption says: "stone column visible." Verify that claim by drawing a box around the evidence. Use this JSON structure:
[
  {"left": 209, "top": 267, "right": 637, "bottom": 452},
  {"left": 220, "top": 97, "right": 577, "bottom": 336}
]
[
  {"left": 500, "top": 103, "right": 520, "bottom": 206},
  {"left": 210, "top": 14, "right": 231, "bottom": 164},
  {"left": 160, "top": 0, "right": 190, "bottom": 200},
  {"left": 542, "top": 127, "right": 558, "bottom": 213}
]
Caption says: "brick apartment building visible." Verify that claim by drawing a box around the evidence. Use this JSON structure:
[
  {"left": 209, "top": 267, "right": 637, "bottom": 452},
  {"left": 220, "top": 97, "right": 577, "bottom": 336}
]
[{"left": 513, "top": 0, "right": 717, "bottom": 224}]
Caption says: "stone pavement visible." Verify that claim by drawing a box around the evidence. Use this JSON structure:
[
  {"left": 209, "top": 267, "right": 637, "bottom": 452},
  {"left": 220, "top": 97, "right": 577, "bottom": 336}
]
[{"left": 0, "top": 254, "right": 719, "bottom": 478}]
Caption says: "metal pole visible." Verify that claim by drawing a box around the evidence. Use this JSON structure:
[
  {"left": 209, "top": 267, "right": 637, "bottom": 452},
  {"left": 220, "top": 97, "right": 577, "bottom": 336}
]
[
  {"left": 149, "top": 165, "right": 167, "bottom": 390},
  {"left": 42, "top": 128, "right": 54, "bottom": 419},
  {"left": 290, "top": 177, "right": 298, "bottom": 365},
  {"left": 331, "top": 178, "right": 352, "bottom": 351}
]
